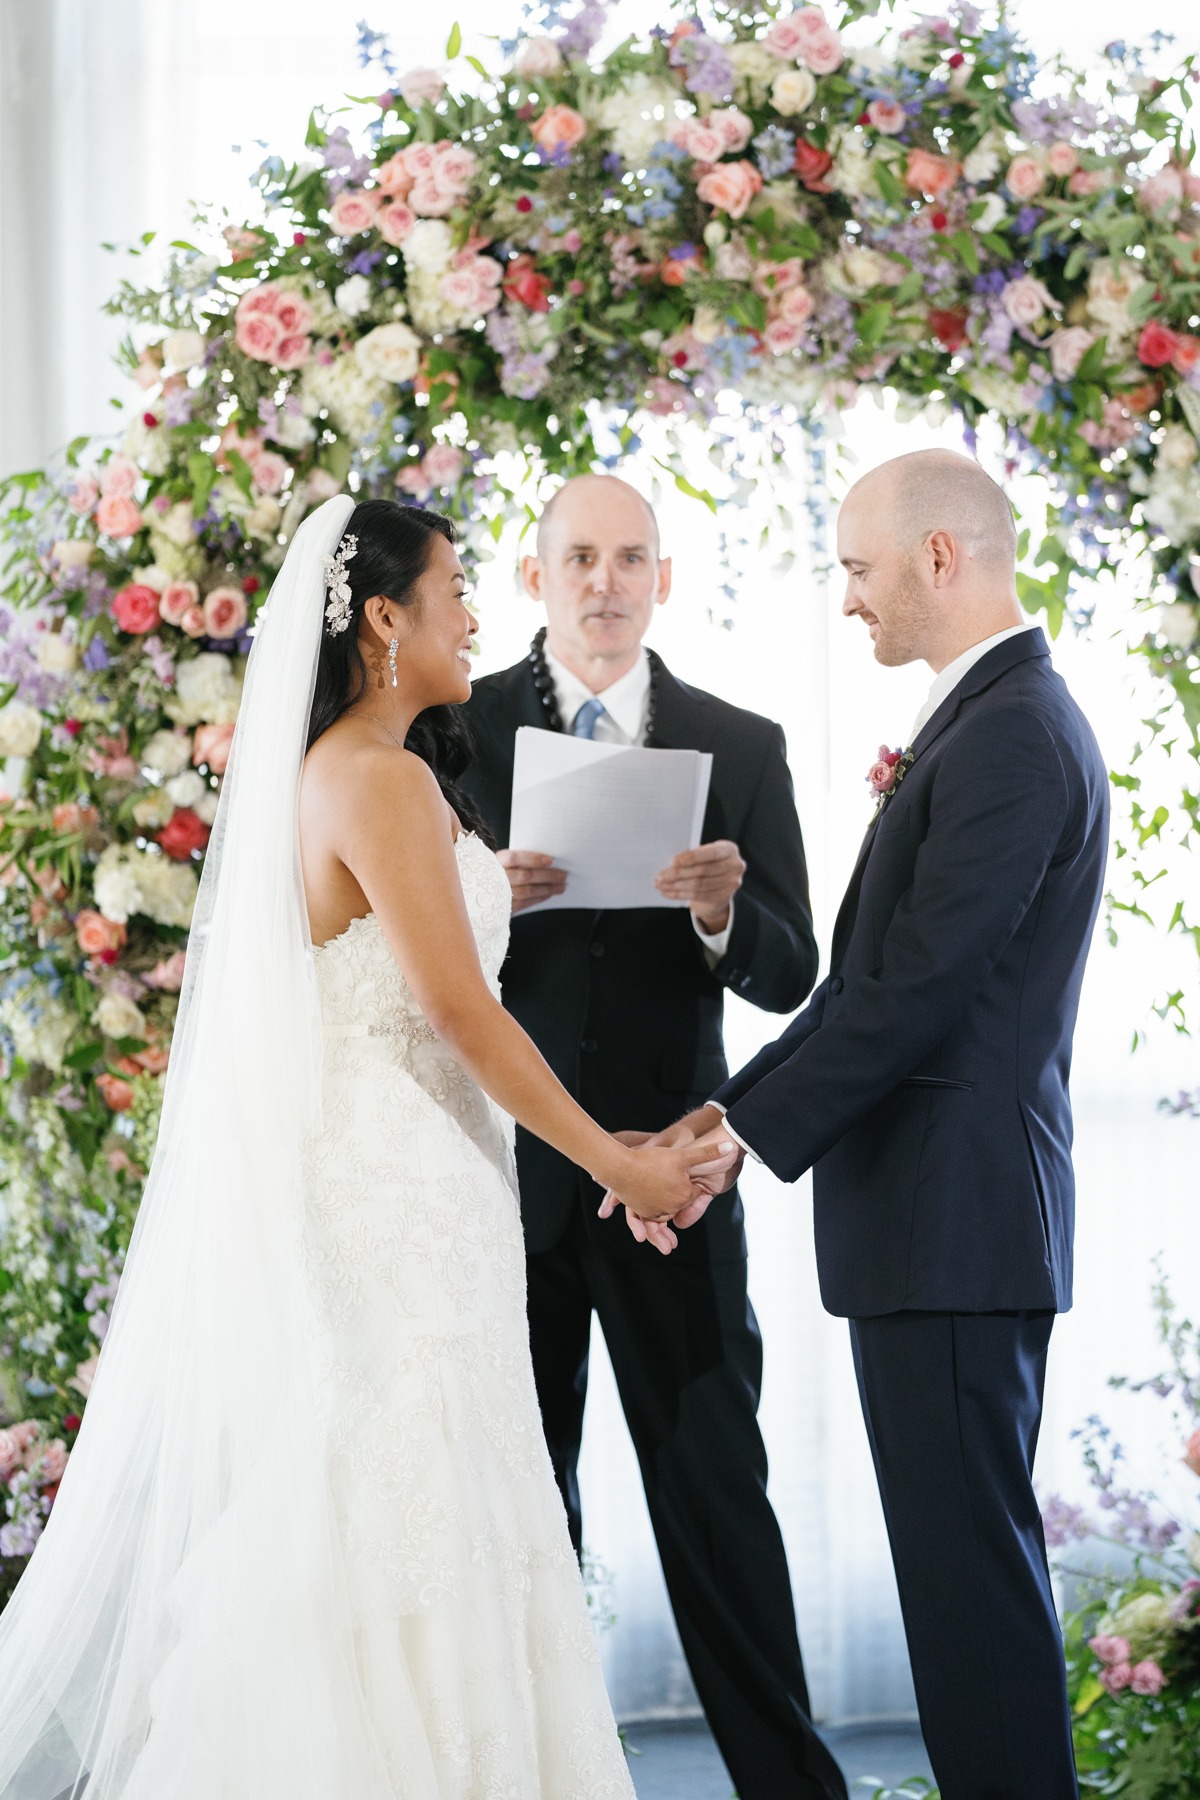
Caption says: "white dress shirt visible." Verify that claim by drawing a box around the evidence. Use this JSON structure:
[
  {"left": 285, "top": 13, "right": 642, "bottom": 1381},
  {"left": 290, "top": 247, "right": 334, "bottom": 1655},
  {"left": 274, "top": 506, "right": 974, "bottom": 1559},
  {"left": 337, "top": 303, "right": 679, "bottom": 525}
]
[
  {"left": 543, "top": 645, "right": 734, "bottom": 960},
  {"left": 718, "top": 623, "right": 1040, "bottom": 1163}
]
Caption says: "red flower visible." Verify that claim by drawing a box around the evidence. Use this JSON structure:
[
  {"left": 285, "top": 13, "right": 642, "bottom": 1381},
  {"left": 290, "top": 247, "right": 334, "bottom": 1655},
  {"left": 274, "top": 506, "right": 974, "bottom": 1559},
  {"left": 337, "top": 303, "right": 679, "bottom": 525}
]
[
  {"left": 292, "top": 232, "right": 307, "bottom": 246},
  {"left": 794, "top": 139, "right": 834, "bottom": 192},
  {"left": 930, "top": 209, "right": 949, "bottom": 231},
  {"left": 142, "top": 412, "right": 159, "bottom": 428},
  {"left": 948, "top": 51, "right": 965, "bottom": 68},
  {"left": 928, "top": 308, "right": 970, "bottom": 352},
  {"left": 502, "top": 253, "right": 552, "bottom": 313},
  {"left": 241, "top": 574, "right": 261, "bottom": 595},
  {"left": 156, "top": 807, "right": 211, "bottom": 861},
  {"left": 63, "top": 1415, "right": 81, "bottom": 1433},
  {"left": 1137, "top": 321, "right": 1177, "bottom": 368},
  {"left": 63, "top": 718, "right": 81, "bottom": 737},
  {"left": 515, "top": 195, "right": 534, "bottom": 214},
  {"left": 111, "top": 583, "right": 162, "bottom": 635}
]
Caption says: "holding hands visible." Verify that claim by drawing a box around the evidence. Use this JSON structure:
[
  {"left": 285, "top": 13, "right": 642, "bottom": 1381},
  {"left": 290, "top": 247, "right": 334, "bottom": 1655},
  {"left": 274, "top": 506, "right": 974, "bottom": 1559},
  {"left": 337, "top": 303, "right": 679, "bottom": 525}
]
[{"left": 600, "top": 1105, "right": 745, "bottom": 1254}]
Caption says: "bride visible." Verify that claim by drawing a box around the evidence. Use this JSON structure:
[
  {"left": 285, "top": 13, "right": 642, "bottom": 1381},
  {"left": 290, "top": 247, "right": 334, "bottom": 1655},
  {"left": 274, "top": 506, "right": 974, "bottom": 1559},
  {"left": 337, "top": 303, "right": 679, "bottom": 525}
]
[{"left": 0, "top": 494, "right": 735, "bottom": 1798}]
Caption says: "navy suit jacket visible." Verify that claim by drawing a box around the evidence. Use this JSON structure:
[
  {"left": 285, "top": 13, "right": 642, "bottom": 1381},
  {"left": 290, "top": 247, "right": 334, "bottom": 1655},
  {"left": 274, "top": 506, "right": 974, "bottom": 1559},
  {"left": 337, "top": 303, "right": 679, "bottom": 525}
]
[{"left": 714, "top": 628, "right": 1109, "bottom": 1319}]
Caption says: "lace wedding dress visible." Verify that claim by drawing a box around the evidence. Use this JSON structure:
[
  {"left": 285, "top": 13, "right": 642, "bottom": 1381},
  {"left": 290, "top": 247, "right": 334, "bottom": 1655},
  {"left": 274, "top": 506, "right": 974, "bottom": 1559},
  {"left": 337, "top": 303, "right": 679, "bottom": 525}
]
[{"left": 302, "top": 829, "right": 635, "bottom": 1798}]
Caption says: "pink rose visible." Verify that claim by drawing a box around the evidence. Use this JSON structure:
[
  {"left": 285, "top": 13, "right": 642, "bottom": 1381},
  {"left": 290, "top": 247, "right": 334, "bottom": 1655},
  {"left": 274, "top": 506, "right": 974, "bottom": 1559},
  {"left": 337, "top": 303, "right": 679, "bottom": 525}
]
[
  {"left": 100, "top": 455, "right": 139, "bottom": 499},
  {"left": 400, "top": 142, "right": 439, "bottom": 178},
  {"left": 531, "top": 104, "right": 587, "bottom": 153},
  {"left": 421, "top": 444, "right": 465, "bottom": 489},
  {"left": 398, "top": 66, "right": 445, "bottom": 108},
  {"left": 223, "top": 225, "right": 266, "bottom": 260},
  {"left": 1183, "top": 1428, "right": 1200, "bottom": 1477},
  {"left": 395, "top": 465, "right": 432, "bottom": 498},
  {"left": 181, "top": 605, "right": 207, "bottom": 639},
  {"left": 112, "top": 583, "right": 161, "bottom": 635},
  {"left": 905, "top": 148, "right": 960, "bottom": 198},
  {"left": 867, "top": 99, "right": 907, "bottom": 134},
  {"left": 763, "top": 318, "right": 805, "bottom": 355},
  {"left": 202, "top": 586, "right": 248, "bottom": 640},
  {"left": 274, "top": 335, "right": 311, "bottom": 371},
  {"left": 711, "top": 107, "right": 753, "bottom": 154},
  {"left": 378, "top": 200, "right": 417, "bottom": 244},
  {"left": 1048, "top": 325, "right": 1095, "bottom": 381},
  {"left": 236, "top": 310, "right": 284, "bottom": 362},
  {"left": 1130, "top": 1659, "right": 1168, "bottom": 1697},
  {"left": 1137, "top": 321, "right": 1178, "bottom": 368},
  {"left": 764, "top": 8, "right": 828, "bottom": 58},
  {"left": 1140, "top": 166, "right": 1185, "bottom": 216},
  {"left": 681, "top": 122, "right": 728, "bottom": 165},
  {"left": 514, "top": 37, "right": 563, "bottom": 79},
  {"left": 376, "top": 152, "right": 414, "bottom": 198},
  {"left": 409, "top": 175, "right": 459, "bottom": 217},
  {"left": 159, "top": 580, "right": 199, "bottom": 626},
  {"left": 777, "top": 284, "right": 815, "bottom": 325},
  {"left": 87, "top": 731, "right": 138, "bottom": 781},
  {"left": 753, "top": 257, "right": 806, "bottom": 297},
  {"left": 1047, "top": 141, "right": 1079, "bottom": 178},
  {"left": 434, "top": 142, "right": 478, "bottom": 189},
  {"left": 145, "top": 949, "right": 188, "bottom": 991},
  {"left": 1006, "top": 154, "right": 1047, "bottom": 200},
  {"left": 439, "top": 267, "right": 490, "bottom": 315},
  {"left": 272, "top": 293, "right": 313, "bottom": 336},
  {"left": 238, "top": 284, "right": 282, "bottom": 317},
  {"left": 249, "top": 450, "right": 289, "bottom": 495},
  {"left": 0, "top": 1429, "right": 23, "bottom": 1480},
  {"left": 68, "top": 474, "right": 99, "bottom": 514},
  {"left": 305, "top": 469, "right": 343, "bottom": 502},
  {"left": 193, "top": 721, "right": 236, "bottom": 773},
  {"left": 1099, "top": 1661, "right": 1133, "bottom": 1695},
  {"left": 1002, "top": 275, "right": 1055, "bottom": 328},
  {"left": 696, "top": 159, "right": 763, "bottom": 219},
  {"left": 1089, "top": 1634, "right": 1132, "bottom": 1666},
  {"left": 96, "top": 495, "right": 144, "bottom": 539},
  {"left": 36, "top": 1440, "right": 68, "bottom": 1486},
  {"left": 799, "top": 23, "right": 844, "bottom": 74},
  {"left": 330, "top": 188, "right": 380, "bottom": 235},
  {"left": 1068, "top": 168, "right": 1114, "bottom": 198}
]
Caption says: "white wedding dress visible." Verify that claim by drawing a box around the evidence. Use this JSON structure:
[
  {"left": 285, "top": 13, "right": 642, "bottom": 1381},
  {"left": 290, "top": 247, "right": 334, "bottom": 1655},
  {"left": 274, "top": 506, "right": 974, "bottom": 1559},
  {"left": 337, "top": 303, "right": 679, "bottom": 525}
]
[{"left": 301, "top": 831, "right": 635, "bottom": 1797}]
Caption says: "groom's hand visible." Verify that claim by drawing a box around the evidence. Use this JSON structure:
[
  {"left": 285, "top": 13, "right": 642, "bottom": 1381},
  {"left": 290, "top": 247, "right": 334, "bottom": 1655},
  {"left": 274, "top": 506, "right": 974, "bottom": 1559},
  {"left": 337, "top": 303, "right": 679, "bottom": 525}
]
[{"left": 497, "top": 849, "right": 567, "bottom": 913}]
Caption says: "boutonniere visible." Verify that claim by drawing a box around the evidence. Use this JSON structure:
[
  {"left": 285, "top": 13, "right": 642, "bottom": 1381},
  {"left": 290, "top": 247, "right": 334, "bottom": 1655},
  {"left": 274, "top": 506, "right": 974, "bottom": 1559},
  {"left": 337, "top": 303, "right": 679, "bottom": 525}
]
[{"left": 866, "top": 744, "right": 915, "bottom": 812}]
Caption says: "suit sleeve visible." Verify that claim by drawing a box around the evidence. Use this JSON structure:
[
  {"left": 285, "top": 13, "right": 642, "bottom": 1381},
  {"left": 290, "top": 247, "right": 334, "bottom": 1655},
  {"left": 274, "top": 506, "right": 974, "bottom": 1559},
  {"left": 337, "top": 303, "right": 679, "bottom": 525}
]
[
  {"left": 707, "top": 722, "right": 819, "bottom": 1014},
  {"left": 725, "top": 707, "right": 1071, "bottom": 1183}
]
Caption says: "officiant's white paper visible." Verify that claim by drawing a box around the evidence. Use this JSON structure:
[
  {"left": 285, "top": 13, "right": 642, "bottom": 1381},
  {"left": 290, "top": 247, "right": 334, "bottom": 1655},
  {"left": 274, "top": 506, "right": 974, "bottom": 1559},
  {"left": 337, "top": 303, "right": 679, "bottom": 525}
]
[{"left": 509, "top": 728, "right": 713, "bottom": 911}]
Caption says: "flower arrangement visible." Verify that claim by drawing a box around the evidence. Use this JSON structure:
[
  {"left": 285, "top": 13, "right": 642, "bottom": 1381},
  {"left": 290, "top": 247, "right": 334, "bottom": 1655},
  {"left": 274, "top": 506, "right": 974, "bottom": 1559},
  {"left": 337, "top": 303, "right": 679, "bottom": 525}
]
[
  {"left": 0, "top": 0, "right": 1198, "bottom": 1593},
  {"left": 1042, "top": 1272, "right": 1200, "bottom": 1793}
]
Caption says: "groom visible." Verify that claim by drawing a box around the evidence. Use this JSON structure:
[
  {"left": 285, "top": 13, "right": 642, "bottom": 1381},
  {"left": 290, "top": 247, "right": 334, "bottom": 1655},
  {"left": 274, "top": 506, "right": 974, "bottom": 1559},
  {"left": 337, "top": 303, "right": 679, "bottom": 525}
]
[{"left": 620, "top": 450, "right": 1108, "bottom": 1799}]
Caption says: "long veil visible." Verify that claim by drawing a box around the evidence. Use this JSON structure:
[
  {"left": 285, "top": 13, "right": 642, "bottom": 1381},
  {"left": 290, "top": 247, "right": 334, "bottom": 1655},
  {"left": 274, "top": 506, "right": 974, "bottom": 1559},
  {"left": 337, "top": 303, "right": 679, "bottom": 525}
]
[{"left": 0, "top": 493, "right": 395, "bottom": 1797}]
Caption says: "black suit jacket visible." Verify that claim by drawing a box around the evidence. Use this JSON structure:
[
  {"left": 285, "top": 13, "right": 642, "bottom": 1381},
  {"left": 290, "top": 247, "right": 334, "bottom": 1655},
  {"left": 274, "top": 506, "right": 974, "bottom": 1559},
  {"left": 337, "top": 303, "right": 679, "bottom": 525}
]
[
  {"left": 463, "top": 653, "right": 818, "bottom": 1261},
  {"left": 715, "top": 629, "right": 1109, "bottom": 1318}
]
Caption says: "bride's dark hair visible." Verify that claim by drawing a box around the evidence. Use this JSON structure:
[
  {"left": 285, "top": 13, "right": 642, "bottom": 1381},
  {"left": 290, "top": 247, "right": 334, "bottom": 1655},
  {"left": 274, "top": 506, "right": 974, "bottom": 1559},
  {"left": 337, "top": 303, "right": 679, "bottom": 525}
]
[{"left": 305, "top": 498, "right": 492, "bottom": 843}]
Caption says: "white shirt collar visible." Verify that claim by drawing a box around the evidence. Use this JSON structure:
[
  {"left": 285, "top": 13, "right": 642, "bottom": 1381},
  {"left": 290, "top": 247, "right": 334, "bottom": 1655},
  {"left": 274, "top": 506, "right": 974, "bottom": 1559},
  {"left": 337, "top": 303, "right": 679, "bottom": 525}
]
[
  {"left": 543, "top": 645, "right": 651, "bottom": 745},
  {"left": 911, "top": 625, "right": 1038, "bottom": 742}
]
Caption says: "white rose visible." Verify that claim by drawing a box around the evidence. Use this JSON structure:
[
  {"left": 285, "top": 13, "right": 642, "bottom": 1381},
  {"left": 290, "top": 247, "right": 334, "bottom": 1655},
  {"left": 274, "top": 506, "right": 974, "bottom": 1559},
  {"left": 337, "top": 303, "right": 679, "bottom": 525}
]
[
  {"left": 0, "top": 702, "right": 43, "bottom": 759},
  {"left": 164, "top": 329, "right": 206, "bottom": 370},
  {"left": 402, "top": 219, "right": 455, "bottom": 273},
  {"left": 1155, "top": 602, "right": 1197, "bottom": 648},
  {"left": 273, "top": 407, "right": 317, "bottom": 450},
  {"left": 962, "top": 131, "right": 1005, "bottom": 184},
  {"left": 0, "top": 986, "right": 76, "bottom": 1074},
  {"left": 973, "top": 193, "right": 1007, "bottom": 232},
  {"left": 334, "top": 275, "right": 373, "bottom": 319},
  {"left": 244, "top": 496, "right": 282, "bottom": 539},
  {"left": 92, "top": 845, "right": 143, "bottom": 925},
  {"left": 153, "top": 502, "right": 196, "bottom": 549},
  {"left": 37, "top": 635, "right": 79, "bottom": 675},
  {"left": 596, "top": 77, "right": 683, "bottom": 166},
  {"left": 514, "top": 36, "right": 563, "bottom": 78},
  {"left": 963, "top": 368, "right": 1025, "bottom": 413},
  {"left": 122, "top": 415, "right": 169, "bottom": 477},
  {"left": 841, "top": 245, "right": 897, "bottom": 292},
  {"left": 137, "top": 854, "right": 198, "bottom": 930},
  {"left": 1087, "top": 260, "right": 1138, "bottom": 337},
  {"left": 193, "top": 788, "right": 220, "bottom": 826},
  {"left": 355, "top": 321, "right": 423, "bottom": 386},
  {"left": 729, "top": 40, "right": 781, "bottom": 104},
  {"left": 131, "top": 788, "right": 176, "bottom": 830},
  {"left": 51, "top": 539, "right": 93, "bottom": 570},
  {"left": 1156, "top": 424, "right": 1198, "bottom": 471},
  {"left": 96, "top": 991, "right": 147, "bottom": 1042},
  {"left": 170, "top": 653, "right": 241, "bottom": 727},
  {"left": 771, "top": 67, "right": 817, "bottom": 116},
  {"left": 166, "top": 769, "right": 207, "bottom": 808},
  {"left": 830, "top": 132, "right": 878, "bottom": 200},
  {"left": 141, "top": 729, "right": 192, "bottom": 777}
]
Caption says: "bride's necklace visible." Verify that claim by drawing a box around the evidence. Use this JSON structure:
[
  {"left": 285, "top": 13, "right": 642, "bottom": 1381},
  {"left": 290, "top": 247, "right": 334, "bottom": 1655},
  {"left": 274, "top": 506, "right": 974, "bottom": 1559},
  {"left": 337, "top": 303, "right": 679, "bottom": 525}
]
[
  {"left": 527, "top": 626, "right": 661, "bottom": 743},
  {"left": 362, "top": 713, "right": 406, "bottom": 750}
]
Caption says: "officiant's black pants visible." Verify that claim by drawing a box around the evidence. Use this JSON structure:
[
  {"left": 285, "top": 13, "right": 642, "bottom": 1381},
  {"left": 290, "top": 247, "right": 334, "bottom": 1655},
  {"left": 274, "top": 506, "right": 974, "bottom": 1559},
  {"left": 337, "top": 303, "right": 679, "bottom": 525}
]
[
  {"left": 851, "top": 1310, "right": 1079, "bottom": 1800},
  {"left": 527, "top": 1211, "right": 848, "bottom": 1800}
]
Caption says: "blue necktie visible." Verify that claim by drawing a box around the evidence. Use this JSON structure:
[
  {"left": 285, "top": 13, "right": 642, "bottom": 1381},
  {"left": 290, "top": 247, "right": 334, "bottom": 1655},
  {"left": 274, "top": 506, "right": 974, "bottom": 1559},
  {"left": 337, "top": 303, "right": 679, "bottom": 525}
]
[{"left": 571, "top": 696, "right": 607, "bottom": 739}]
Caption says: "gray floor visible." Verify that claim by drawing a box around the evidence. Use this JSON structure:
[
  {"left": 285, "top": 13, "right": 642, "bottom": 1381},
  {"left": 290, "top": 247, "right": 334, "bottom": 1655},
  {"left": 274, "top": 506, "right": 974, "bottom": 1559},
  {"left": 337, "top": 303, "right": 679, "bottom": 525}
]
[{"left": 622, "top": 1717, "right": 934, "bottom": 1798}]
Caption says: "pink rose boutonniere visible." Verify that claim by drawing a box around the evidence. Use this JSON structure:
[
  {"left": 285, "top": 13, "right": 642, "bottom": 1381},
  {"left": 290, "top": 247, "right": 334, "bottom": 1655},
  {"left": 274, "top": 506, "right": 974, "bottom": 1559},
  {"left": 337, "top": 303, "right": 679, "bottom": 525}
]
[{"left": 866, "top": 744, "right": 914, "bottom": 809}]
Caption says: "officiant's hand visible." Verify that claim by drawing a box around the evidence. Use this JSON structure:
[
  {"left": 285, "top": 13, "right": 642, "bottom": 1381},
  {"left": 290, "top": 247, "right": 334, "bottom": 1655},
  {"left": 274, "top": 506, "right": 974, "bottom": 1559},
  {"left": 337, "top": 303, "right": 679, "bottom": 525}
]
[
  {"left": 497, "top": 849, "right": 567, "bottom": 913},
  {"left": 654, "top": 840, "right": 745, "bottom": 934}
]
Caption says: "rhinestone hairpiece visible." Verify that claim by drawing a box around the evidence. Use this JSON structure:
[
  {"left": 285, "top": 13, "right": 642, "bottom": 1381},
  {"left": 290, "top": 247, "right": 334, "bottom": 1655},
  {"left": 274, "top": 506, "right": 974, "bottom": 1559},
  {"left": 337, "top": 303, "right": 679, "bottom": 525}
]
[{"left": 322, "top": 533, "right": 358, "bottom": 636}]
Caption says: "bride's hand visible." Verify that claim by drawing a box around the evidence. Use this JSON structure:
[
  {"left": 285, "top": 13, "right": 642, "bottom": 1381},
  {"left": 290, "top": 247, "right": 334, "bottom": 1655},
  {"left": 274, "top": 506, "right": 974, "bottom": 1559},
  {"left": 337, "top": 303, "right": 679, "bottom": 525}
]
[{"left": 602, "top": 1135, "right": 740, "bottom": 1226}]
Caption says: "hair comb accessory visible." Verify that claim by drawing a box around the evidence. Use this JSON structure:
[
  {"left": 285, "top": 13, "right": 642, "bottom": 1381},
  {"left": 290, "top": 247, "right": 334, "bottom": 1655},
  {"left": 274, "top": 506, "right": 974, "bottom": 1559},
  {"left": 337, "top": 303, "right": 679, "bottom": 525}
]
[{"left": 322, "top": 532, "right": 358, "bottom": 636}]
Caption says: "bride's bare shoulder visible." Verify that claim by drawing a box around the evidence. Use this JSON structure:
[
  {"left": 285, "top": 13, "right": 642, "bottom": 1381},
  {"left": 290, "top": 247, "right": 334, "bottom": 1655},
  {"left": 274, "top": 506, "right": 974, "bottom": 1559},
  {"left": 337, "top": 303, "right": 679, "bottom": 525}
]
[{"left": 302, "top": 720, "right": 442, "bottom": 829}]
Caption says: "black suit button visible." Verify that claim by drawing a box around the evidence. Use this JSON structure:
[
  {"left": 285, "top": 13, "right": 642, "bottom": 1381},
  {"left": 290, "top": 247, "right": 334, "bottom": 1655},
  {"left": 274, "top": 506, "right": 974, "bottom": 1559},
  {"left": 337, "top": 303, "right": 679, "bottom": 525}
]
[
  {"left": 739, "top": 976, "right": 751, "bottom": 991},
  {"left": 589, "top": 942, "right": 605, "bottom": 958},
  {"left": 580, "top": 1038, "right": 598, "bottom": 1054},
  {"left": 830, "top": 976, "right": 845, "bottom": 995}
]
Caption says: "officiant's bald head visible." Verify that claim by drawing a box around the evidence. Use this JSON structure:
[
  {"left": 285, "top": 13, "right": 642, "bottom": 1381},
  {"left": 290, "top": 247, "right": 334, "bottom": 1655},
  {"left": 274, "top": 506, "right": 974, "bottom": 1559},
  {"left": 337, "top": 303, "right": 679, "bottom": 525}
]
[
  {"left": 523, "top": 474, "right": 671, "bottom": 690},
  {"left": 838, "top": 450, "right": 1023, "bottom": 670}
]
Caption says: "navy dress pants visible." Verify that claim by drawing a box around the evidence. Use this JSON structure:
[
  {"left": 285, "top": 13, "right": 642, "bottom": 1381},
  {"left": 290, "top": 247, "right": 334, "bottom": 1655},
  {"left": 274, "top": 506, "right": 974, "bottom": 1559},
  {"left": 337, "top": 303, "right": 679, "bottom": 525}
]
[{"left": 850, "top": 1309, "right": 1079, "bottom": 1800}]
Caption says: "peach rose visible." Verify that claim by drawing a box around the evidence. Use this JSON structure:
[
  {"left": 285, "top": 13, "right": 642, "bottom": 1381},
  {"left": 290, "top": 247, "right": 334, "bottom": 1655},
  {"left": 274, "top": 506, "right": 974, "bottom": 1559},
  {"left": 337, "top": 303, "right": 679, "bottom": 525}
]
[
  {"left": 696, "top": 159, "right": 763, "bottom": 219},
  {"left": 1184, "top": 1428, "right": 1200, "bottom": 1478},
  {"left": 145, "top": 949, "right": 188, "bottom": 991},
  {"left": 37, "top": 1440, "right": 68, "bottom": 1485},
  {"left": 202, "top": 587, "right": 248, "bottom": 640},
  {"left": 400, "top": 142, "right": 439, "bottom": 178},
  {"left": 159, "top": 580, "right": 200, "bottom": 626},
  {"left": 75, "top": 910, "right": 127, "bottom": 959},
  {"left": 1006, "top": 154, "right": 1046, "bottom": 200},
  {"left": 181, "top": 605, "right": 207, "bottom": 639},
  {"left": 223, "top": 226, "right": 266, "bottom": 259},
  {"left": 514, "top": 36, "right": 563, "bottom": 79},
  {"left": 96, "top": 495, "right": 144, "bottom": 539},
  {"left": 96, "top": 1072, "right": 135, "bottom": 1112},
  {"left": 1047, "top": 141, "right": 1079, "bottom": 178},
  {"left": 867, "top": 99, "right": 907, "bottom": 134},
  {"left": 378, "top": 200, "right": 417, "bottom": 245},
  {"left": 376, "top": 152, "right": 414, "bottom": 198},
  {"left": 905, "top": 148, "right": 960, "bottom": 198},
  {"left": 100, "top": 455, "right": 139, "bottom": 499},
  {"left": 53, "top": 802, "right": 99, "bottom": 836},
  {"left": 330, "top": 188, "right": 380, "bottom": 235},
  {"left": 531, "top": 104, "right": 587, "bottom": 153},
  {"left": 192, "top": 721, "right": 236, "bottom": 773}
]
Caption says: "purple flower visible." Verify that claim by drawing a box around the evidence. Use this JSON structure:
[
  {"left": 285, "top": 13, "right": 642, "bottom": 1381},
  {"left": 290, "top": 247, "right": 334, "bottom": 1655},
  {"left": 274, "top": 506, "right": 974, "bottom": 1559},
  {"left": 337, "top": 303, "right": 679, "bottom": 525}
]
[
  {"left": 1015, "top": 205, "right": 1043, "bottom": 235},
  {"left": 1040, "top": 1493, "right": 1091, "bottom": 1548},
  {"left": 669, "top": 29, "right": 734, "bottom": 100},
  {"left": 162, "top": 385, "right": 193, "bottom": 427},
  {"left": 348, "top": 249, "right": 383, "bottom": 275},
  {"left": 82, "top": 638, "right": 111, "bottom": 673},
  {"left": 321, "top": 125, "right": 372, "bottom": 194},
  {"left": 558, "top": 1, "right": 607, "bottom": 58}
]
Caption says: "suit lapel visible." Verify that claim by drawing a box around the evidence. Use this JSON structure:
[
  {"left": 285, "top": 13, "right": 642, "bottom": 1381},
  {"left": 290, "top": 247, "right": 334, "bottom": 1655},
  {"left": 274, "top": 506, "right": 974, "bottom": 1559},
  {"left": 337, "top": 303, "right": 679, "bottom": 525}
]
[{"left": 649, "top": 660, "right": 715, "bottom": 753}]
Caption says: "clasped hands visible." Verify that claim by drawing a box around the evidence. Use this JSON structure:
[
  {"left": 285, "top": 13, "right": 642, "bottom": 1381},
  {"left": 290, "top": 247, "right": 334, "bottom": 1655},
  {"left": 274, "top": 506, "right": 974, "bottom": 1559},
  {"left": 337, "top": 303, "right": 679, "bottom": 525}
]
[{"left": 598, "top": 1106, "right": 745, "bottom": 1256}]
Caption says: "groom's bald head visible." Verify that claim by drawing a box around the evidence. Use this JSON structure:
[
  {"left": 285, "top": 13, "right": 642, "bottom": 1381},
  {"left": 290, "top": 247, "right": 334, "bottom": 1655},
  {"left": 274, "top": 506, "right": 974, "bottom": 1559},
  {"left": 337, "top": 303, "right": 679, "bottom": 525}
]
[{"left": 838, "top": 450, "right": 1023, "bottom": 670}]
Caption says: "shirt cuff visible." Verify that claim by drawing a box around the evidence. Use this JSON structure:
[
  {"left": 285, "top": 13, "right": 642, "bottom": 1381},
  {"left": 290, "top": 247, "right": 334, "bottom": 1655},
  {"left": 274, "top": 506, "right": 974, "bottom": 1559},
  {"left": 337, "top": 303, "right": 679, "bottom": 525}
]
[
  {"left": 709, "top": 1100, "right": 761, "bottom": 1164},
  {"left": 693, "top": 896, "right": 734, "bottom": 964}
]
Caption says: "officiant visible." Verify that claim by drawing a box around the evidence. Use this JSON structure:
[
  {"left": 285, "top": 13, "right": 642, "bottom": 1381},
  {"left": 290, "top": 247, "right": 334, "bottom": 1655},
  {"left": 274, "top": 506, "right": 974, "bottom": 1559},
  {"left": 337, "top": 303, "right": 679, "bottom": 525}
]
[{"left": 462, "top": 474, "right": 845, "bottom": 1800}]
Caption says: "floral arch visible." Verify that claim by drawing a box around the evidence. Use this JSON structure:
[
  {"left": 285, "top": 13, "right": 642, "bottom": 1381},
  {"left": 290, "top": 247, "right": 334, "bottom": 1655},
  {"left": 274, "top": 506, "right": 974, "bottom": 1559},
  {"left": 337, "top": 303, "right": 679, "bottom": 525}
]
[{"left": 0, "top": 0, "right": 1197, "bottom": 1637}]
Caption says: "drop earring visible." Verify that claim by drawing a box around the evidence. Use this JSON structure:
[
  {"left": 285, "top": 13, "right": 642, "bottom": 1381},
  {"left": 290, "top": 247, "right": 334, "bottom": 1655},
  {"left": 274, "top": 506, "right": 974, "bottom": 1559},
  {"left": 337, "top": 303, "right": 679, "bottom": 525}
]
[{"left": 387, "top": 637, "right": 398, "bottom": 688}]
